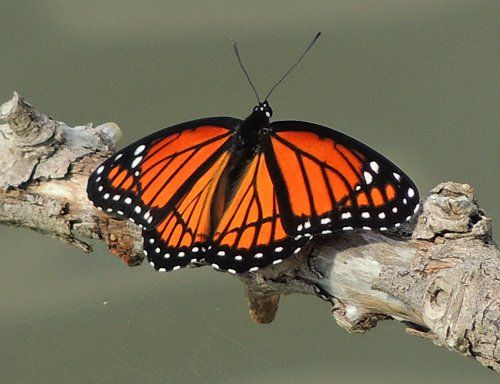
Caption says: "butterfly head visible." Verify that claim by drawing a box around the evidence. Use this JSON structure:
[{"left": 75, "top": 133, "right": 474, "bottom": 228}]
[{"left": 253, "top": 101, "right": 273, "bottom": 120}]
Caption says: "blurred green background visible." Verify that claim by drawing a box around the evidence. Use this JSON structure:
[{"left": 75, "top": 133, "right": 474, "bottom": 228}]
[{"left": 0, "top": 1, "right": 498, "bottom": 383}]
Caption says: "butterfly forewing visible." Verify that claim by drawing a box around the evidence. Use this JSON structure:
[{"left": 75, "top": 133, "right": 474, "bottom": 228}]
[{"left": 266, "top": 121, "right": 420, "bottom": 236}]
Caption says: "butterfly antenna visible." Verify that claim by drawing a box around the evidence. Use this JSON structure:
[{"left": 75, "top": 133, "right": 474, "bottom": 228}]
[
  {"left": 232, "top": 39, "right": 261, "bottom": 103},
  {"left": 265, "top": 32, "right": 321, "bottom": 101}
]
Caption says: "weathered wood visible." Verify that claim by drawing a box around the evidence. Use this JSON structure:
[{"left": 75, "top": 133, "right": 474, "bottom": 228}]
[{"left": 0, "top": 92, "right": 498, "bottom": 372}]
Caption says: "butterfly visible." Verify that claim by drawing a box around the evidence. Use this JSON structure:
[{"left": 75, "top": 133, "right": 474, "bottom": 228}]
[{"left": 87, "top": 33, "right": 419, "bottom": 274}]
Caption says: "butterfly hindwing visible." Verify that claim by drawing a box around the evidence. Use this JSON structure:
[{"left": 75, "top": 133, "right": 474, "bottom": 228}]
[
  {"left": 266, "top": 121, "right": 420, "bottom": 236},
  {"left": 206, "top": 151, "right": 309, "bottom": 274},
  {"left": 143, "top": 150, "right": 232, "bottom": 271}
]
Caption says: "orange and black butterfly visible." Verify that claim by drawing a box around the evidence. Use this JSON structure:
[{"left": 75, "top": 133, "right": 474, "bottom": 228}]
[{"left": 87, "top": 34, "right": 419, "bottom": 274}]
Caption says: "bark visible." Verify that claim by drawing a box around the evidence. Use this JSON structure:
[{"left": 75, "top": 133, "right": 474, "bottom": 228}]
[{"left": 0, "top": 92, "right": 498, "bottom": 372}]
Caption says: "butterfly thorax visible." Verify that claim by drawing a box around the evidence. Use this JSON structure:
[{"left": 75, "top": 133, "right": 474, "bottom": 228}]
[{"left": 236, "top": 101, "right": 273, "bottom": 148}]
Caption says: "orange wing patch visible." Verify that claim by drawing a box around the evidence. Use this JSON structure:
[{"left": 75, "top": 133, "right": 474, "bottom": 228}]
[
  {"left": 369, "top": 187, "right": 385, "bottom": 207},
  {"left": 144, "top": 152, "right": 230, "bottom": 271},
  {"left": 108, "top": 165, "right": 136, "bottom": 192},
  {"left": 157, "top": 152, "right": 229, "bottom": 246},
  {"left": 139, "top": 126, "right": 231, "bottom": 209},
  {"left": 214, "top": 154, "right": 287, "bottom": 249},
  {"left": 271, "top": 131, "right": 366, "bottom": 217}
]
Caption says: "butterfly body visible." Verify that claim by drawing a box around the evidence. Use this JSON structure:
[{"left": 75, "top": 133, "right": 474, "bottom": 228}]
[{"left": 87, "top": 99, "right": 419, "bottom": 274}]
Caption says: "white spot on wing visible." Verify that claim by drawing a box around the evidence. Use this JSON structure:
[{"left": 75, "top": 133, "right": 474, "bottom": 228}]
[
  {"left": 254, "top": 253, "right": 263, "bottom": 259},
  {"left": 249, "top": 266, "right": 259, "bottom": 272},
  {"left": 369, "top": 161, "right": 380, "bottom": 173},
  {"left": 378, "top": 212, "right": 386, "bottom": 219},
  {"left": 408, "top": 188, "right": 415, "bottom": 198},
  {"left": 361, "top": 212, "right": 370, "bottom": 219},
  {"left": 393, "top": 172, "right": 401, "bottom": 181},
  {"left": 363, "top": 171, "right": 373, "bottom": 184},
  {"left": 96, "top": 165, "right": 104, "bottom": 174},
  {"left": 321, "top": 217, "right": 331, "bottom": 224},
  {"left": 124, "top": 197, "right": 132, "bottom": 204},
  {"left": 272, "top": 259, "right": 283, "bottom": 265},
  {"left": 414, "top": 203, "right": 420, "bottom": 213},
  {"left": 341, "top": 212, "right": 352, "bottom": 219},
  {"left": 274, "top": 247, "right": 283, "bottom": 253},
  {"left": 134, "top": 144, "right": 146, "bottom": 156},
  {"left": 131, "top": 156, "right": 143, "bottom": 168}
]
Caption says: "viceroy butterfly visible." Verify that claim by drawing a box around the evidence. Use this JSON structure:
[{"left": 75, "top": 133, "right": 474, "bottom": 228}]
[{"left": 87, "top": 33, "right": 419, "bottom": 274}]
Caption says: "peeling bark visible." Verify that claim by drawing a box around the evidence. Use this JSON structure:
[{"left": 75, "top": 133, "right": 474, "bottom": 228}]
[{"left": 0, "top": 92, "right": 498, "bottom": 372}]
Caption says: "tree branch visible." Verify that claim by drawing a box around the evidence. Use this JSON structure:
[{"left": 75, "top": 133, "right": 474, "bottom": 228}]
[{"left": 1, "top": 92, "right": 498, "bottom": 372}]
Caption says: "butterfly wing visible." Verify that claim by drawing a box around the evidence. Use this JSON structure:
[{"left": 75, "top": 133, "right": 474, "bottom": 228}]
[
  {"left": 87, "top": 117, "right": 241, "bottom": 271},
  {"left": 142, "top": 149, "right": 232, "bottom": 271},
  {"left": 266, "top": 121, "right": 420, "bottom": 237},
  {"left": 205, "top": 151, "right": 309, "bottom": 274}
]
